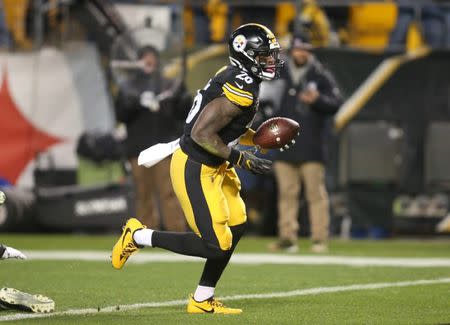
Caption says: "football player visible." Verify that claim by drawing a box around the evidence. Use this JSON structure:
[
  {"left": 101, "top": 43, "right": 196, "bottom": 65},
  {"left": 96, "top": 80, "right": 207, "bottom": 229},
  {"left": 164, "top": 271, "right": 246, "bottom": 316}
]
[
  {"left": 0, "top": 244, "right": 26, "bottom": 260},
  {"left": 112, "top": 23, "right": 284, "bottom": 314},
  {"left": 0, "top": 245, "right": 55, "bottom": 313}
]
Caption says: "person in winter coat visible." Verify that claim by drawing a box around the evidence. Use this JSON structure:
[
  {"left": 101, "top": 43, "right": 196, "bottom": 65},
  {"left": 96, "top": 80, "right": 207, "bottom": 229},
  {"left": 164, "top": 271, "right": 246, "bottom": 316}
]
[
  {"left": 115, "top": 45, "right": 192, "bottom": 231},
  {"left": 268, "top": 33, "right": 343, "bottom": 253}
]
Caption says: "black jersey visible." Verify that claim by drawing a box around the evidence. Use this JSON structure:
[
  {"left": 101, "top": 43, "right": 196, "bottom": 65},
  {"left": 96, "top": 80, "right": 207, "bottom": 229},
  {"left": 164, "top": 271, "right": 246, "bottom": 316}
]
[{"left": 180, "top": 65, "right": 261, "bottom": 166}]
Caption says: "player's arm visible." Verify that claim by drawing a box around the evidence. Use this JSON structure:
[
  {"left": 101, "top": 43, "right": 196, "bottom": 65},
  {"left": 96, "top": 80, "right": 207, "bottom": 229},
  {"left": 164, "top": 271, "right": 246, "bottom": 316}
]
[
  {"left": 191, "top": 96, "right": 241, "bottom": 160},
  {"left": 238, "top": 129, "right": 270, "bottom": 154},
  {"left": 191, "top": 98, "right": 271, "bottom": 174},
  {"left": 240, "top": 128, "right": 271, "bottom": 154},
  {"left": 239, "top": 128, "right": 256, "bottom": 146}
]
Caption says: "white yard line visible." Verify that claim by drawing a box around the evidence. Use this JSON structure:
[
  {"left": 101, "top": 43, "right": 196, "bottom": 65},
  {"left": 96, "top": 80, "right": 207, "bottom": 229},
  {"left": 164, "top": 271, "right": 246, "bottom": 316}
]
[
  {"left": 22, "top": 251, "right": 450, "bottom": 267},
  {"left": 0, "top": 278, "right": 449, "bottom": 322}
]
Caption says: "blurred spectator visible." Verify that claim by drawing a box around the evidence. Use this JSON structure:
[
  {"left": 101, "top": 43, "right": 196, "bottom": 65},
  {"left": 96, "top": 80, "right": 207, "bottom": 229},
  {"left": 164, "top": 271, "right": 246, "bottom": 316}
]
[
  {"left": 389, "top": 0, "right": 447, "bottom": 50},
  {"left": 183, "top": 4, "right": 195, "bottom": 47},
  {"left": 267, "top": 34, "right": 343, "bottom": 253},
  {"left": 300, "top": 0, "right": 333, "bottom": 47},
  {"left": 275, "top": 2, "right": 296, "bottom": 41},
  {"left": 0, "top": 2, "right": 10, "bottom": 49},
  {"left": 205, "top": 0, "right": 229, "bottom": 43},
  {"left": 190, "top": 0, "right": 230, "bottom": 44},
  {"left": 2, "top": 0, "right": 32, "bottom": 49},
  {"left": 115, "top": 45, "right": 191, "bottom": 231}
]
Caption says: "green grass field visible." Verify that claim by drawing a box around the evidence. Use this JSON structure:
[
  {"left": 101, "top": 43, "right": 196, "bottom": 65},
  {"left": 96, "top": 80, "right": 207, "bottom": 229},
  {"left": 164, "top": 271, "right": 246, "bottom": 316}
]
[{"left": 0, "top": 235, "right": 449, "bottom": 324}]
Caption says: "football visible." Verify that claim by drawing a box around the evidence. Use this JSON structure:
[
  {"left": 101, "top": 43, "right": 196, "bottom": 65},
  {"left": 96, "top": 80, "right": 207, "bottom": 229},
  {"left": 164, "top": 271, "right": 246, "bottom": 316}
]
[{"left": 253, "top": 117, "right": 300, "bottom": 149}]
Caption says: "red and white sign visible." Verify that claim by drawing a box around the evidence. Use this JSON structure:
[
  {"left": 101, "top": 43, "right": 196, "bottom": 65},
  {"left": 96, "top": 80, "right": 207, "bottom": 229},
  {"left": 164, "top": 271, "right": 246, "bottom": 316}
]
[{"left": 0, "top": 48, "right": 83, "bottom": 187}]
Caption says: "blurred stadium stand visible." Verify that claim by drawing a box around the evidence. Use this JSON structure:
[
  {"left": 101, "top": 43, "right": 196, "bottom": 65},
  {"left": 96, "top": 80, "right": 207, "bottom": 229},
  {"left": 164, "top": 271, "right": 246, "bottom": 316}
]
[{"left": 0, "top": 0, "right": 449, "bottom": 236}]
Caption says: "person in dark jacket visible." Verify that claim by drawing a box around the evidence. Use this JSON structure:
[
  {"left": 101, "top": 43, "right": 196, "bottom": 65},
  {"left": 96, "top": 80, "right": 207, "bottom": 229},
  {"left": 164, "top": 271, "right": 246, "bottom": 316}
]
[
  {"left": 115, "top": 45, "right": 192, "bottom": 231},
  {"left": 268, "top": 34, "right": 343, "bottom": 253}
]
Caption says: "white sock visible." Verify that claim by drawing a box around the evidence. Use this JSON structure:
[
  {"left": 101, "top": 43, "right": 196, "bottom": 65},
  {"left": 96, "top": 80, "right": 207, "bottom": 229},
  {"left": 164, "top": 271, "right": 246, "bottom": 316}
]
[
  {"left": 194, "top": 285, "right": 215, "bottom": 302},
  {"left": 133, "top": 228, "right": 154, "bottom": 247}
]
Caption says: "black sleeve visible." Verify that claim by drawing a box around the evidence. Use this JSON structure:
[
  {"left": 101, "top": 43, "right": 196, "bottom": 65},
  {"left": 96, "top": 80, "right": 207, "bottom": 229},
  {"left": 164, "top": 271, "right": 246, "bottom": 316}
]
[
  {"left": 311, "top": 66, "right": 344, "bottom": 115},
  {"left": 114, "top": 86, "right": 141, "bottom": 124},
  {"left": 0, "top": 244, "right": 6, "bottom": 258}
]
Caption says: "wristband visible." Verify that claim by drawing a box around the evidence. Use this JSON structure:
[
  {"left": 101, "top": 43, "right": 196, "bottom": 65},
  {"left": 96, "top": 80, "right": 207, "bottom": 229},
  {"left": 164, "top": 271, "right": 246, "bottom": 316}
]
[{"left": 228, "top": 149, "right": 242, "bottom": 166}]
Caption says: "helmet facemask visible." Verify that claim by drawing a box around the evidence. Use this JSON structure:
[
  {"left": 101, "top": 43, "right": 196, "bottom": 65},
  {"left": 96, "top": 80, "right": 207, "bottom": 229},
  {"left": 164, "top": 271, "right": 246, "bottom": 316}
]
[
  {"left": 251, "top": 49, "right": 284, "bottom": 81},
  {"left": 229, "top": 24, "right": 284, "bottom": 81}
]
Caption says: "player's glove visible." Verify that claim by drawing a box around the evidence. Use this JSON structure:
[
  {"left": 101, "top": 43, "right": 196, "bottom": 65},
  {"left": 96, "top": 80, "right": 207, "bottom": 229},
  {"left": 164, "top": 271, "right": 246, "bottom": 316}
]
[
  {"left": 228, "top": 149, "right": 272, "bottom": 174},
  {"left": 0, "top": 244, "right": 26, "bottom": 260}
]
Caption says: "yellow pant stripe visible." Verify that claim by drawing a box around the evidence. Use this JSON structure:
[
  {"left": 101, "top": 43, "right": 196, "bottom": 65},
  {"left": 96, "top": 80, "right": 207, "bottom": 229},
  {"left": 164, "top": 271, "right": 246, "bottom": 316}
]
[
  {"left": 199, "top": 164, "right": 233, "bottom": 250},
  {"left": 170, "top": 149, "right": 200, "bottom": 235}
]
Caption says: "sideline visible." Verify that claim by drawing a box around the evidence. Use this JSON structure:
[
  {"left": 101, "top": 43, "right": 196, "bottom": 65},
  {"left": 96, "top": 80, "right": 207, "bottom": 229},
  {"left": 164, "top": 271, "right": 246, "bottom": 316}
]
[
  {"left": 21, "top": 251, "right": 450, "bottom": 268},
  {"left": 1, "top": 278, "right": 449, "bottom": 322}
]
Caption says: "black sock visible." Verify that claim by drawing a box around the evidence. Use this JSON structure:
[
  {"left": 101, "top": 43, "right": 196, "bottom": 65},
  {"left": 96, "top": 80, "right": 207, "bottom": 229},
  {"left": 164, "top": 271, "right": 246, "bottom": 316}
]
[
  {"left": 152, "top": 231, "right": 227, "bottom": 259},
  {"left": 198, "top": 223, "right": 247, "bottom": 287}
]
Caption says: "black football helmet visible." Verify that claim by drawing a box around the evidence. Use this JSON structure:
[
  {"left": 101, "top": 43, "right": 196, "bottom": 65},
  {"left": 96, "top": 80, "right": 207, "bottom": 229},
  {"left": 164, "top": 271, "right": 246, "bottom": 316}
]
[{"left": 228, "top": 23, "right": 284, "bottom": 80}]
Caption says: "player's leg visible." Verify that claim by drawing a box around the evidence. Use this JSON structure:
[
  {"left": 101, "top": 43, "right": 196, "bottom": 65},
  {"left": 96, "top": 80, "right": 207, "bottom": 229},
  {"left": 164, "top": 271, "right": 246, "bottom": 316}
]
[
  {"left": 153, "top": 156, "right": 187, "bottom": 231},
  {"left": 149, "top": 149, "right": 233, "bottom": 257},
  {"left": 148, "top": 150, "right": 242, "bottom": 313},
  {"left": 186, "top": 223, "right": 245, "bottom": 314},
  {"left": 114, "top": 149, "right": 232, "bottom": 265},
  {"left": 112, "top": 150, "right": 243, "bottom": 313},
  {"left": 196, "top": 168, "right": 247, "bottom": 295},
  {"left": 196, "top": 225, "right": 245, "bottom": 289},
  {"left": 112, "top": 151, "right": 230, "bottom": 270},
  {"left": 301, "top": 162, "right": 330, "bottom": 253},
  {"left": 186, "top": 165, "right": 243, "bottom": 314},
  {"left": 270, "top": 161, "right": 301, "bottom": 252}
]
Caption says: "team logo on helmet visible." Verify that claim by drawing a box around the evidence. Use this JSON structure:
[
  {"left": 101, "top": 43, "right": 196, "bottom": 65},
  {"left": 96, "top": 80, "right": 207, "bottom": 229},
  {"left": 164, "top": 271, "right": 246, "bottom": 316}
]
[
  {"left": 232, "top": 34, "right": 247, "bottom": 52},
  {"left": 269, "top": 36, "right": 280, "bottom": 50}
]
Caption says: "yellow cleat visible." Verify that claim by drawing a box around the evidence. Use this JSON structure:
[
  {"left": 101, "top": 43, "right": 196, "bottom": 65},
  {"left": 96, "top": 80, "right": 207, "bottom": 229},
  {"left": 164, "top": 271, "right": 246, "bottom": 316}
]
[
  {"left": 111, "top": 218, "right": 145, "bottom": 270},
  {"left": 187, "top": 294, "right": 242, "bottom": 314}
]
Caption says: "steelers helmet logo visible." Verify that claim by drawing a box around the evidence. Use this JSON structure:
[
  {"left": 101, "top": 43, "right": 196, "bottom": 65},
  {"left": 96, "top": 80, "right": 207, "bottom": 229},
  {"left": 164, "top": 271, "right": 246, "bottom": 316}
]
[
  {"left": 232, "top": 34, "right": 247, "bottom": 52},
  {"left": 269, "top": 36, "right": 280, "bottom": 49}
]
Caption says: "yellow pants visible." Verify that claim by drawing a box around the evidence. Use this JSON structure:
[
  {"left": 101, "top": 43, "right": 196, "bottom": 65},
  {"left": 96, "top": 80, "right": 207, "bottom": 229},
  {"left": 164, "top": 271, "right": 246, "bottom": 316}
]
[{"left": 170, "top": 148, "right": 247, "bottom": 251}]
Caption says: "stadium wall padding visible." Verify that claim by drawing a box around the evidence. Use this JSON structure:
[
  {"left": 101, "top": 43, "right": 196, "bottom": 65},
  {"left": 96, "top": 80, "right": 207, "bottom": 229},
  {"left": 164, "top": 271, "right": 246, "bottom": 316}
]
[{"left": 315, "top": 49, "right": 450, "bottom": 232}]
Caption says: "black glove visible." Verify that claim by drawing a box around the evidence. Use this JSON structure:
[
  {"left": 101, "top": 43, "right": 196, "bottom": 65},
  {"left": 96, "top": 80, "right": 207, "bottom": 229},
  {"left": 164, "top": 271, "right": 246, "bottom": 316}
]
[{"left": 228, "top": 149, "right": 272, "bottom": 174}]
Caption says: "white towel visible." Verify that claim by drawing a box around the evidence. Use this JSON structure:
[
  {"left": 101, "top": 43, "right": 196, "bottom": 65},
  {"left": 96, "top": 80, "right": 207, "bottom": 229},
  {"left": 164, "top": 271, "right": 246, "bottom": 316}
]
[{"left": 137, "top": 138, "right": 180, "bottom": 168}]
